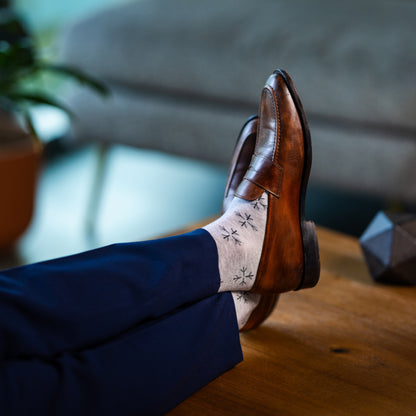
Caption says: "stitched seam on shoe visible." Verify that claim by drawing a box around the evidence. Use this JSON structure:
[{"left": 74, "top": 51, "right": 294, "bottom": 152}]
[
  {"left": 262, "top": 87, "right": 278, "bottom": 161},
  {"left": 251, "top": 152, "right": 283, "bottom": 169},
  {"left": 273, "top": 86, "right": 281, "bottom": 164}
]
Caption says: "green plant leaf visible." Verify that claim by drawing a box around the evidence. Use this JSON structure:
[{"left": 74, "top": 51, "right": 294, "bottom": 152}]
[
  {"left": 37, "top": 63, "right": 110, "bottom": 96},
  {"left": 5, "top": 90, "right": 75, "bottom": 117}
]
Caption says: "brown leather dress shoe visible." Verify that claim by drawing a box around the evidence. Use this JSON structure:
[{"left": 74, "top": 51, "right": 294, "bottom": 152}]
[
  {"left": 223, "top": 115, "right": 280, "bottom": 332},
  {"left": 236, "top": 69, "right": 320, "bottom": 294}
]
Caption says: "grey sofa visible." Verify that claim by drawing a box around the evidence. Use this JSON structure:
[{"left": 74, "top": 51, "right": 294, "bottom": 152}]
[{"left": 60, "top": 0, "right": 416, "bottom": 204}]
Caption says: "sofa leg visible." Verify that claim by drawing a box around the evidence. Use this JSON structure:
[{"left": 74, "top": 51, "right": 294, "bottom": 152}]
[{"left": 86, "top": 143, "right": 110, "bottom": 240}]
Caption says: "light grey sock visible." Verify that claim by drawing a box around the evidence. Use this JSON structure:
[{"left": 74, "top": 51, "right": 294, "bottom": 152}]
[
  {"left": 231, "top": 291, "right": 262, "bottom": 329},
  {"left": 203, "top": 192, "right": 268, "bottom": 292}
]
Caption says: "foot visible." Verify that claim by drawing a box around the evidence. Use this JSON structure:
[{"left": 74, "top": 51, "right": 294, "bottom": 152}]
[
  {"left": 206, "top": 115, "right": 276, "bottom": 331},
  {"left": 205, "top": 70, "right": 321, "bottom": 329},
  {"left": 235, "top": 69, "right": 320, "bottom": 294}
]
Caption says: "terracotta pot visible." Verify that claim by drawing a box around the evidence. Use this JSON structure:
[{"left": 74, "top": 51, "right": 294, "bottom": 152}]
[{"left": 0, "top": 115, "right": 42, "bottom": 250}]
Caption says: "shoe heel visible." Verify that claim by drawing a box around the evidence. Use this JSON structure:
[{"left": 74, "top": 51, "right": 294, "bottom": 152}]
[{"left": 297, "top": 220, "right": 320, "bottom": 290}]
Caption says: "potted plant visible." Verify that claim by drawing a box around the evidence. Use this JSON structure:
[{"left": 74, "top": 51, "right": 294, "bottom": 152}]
[{"left": 0, "top": 9, "right": 107, "bottom": 250}]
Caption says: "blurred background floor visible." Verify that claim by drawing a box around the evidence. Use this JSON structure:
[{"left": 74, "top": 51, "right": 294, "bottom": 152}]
[{"left": 7, "top": 145, "right": 227, "bottom": 266}]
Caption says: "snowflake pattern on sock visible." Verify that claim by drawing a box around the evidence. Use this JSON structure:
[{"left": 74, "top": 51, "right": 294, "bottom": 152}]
[
  {"left": 203, "top": 191, "right": 269, "bottom": 294},
  {"left": 233, "top": 266, "right": 254, "bottom": 286},
  {"left": 235, "top": 211, "right": 258, "bottom": 231},
  {"left": 220, "top": 226, "right": 242, "bottom": 245},
  {"left": 236, "top": 291, "right": 252, "bottom": 303},
  {"left": 251, "top": 196, "right": 267, "bottom": 211}
]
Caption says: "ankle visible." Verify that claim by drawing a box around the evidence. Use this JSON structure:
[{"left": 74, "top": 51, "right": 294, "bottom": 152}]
[{"left": 203, "top": 193, "right": 268, "bottom": 293}]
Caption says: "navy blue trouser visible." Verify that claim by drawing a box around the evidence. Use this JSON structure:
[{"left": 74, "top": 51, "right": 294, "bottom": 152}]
[{"left": 0, "top": 229, "right": 243, "bottom": 415}]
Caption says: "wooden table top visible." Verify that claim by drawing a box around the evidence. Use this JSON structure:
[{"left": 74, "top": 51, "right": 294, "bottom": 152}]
[{"left": 169, "top": 226, "right": 416, "bottom": 416}]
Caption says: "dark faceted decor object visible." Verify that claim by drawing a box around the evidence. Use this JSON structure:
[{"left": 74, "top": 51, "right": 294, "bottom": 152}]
[{"left": 360, "top": 211, "right": 416, "bottom": 285}]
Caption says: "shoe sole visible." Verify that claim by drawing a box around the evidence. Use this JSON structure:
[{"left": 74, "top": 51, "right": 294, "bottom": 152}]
[{"left": 275, "top": 69, "right": 321, "bottom": 290}]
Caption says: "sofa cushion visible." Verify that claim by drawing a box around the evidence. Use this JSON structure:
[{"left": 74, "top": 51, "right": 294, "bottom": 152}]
[
  {"left": 65, "top": 83, "right": 416, "bottom": 203},
  {"left": 61, "top": 0, "right": 416, "bottom": 130}
]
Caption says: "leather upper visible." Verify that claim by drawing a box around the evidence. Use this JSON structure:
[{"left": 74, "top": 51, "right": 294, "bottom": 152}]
[
  {"left": 236, "top": 71, "right": 307, "bottom": 293},
  {"left": 236, "top": 73, "right": 304, "bottom": 201},
  {"left": 222, "top": 116, "right": 257, "bottom": 213}
]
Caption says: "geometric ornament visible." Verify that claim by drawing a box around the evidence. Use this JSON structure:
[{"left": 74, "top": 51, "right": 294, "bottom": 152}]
[{"left": 359, "top": 211, "right": 416, "bottom": 285}]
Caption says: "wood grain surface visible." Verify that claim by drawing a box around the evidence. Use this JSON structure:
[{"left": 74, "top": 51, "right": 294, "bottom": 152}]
[{"left": 169, "top": 227, "right": 416, "bottom": 415}]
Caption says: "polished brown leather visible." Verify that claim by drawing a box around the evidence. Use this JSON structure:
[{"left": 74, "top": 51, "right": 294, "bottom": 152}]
[
  {"left": 223, "top": 116, "right": 257, "bottom": 213},
  {"left": 236, "top": 71, "right": 307, "bottom": 294}
]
